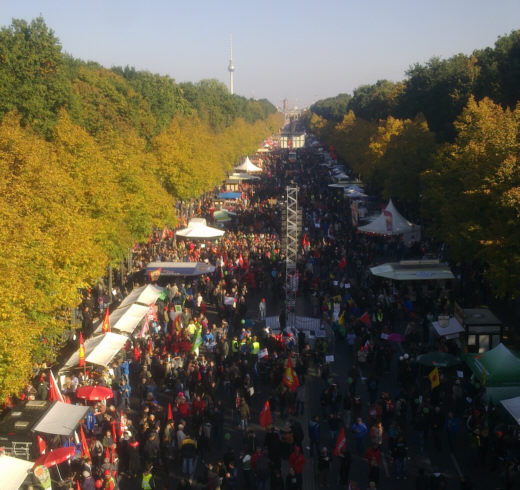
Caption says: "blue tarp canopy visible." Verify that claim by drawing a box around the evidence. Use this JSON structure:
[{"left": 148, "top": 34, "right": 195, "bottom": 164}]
[
  {"left": 146, "top": 261, "right": 216, "bottom": 277},
  {"left": 217, "top": 192, "right": 241, "bottom": 200}
]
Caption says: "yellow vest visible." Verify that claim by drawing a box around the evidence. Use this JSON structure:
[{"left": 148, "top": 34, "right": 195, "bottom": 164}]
[
  {"left": 142, "top": 473, "right": 153, "bottom": 490},
  {"left": 252, "top": 341, "right": 260, "bottom": 355}
]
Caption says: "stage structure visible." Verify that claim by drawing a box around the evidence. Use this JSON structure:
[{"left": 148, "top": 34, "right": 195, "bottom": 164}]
[{"left": 281, "top": 185, "right": 301, "bottom": 327}]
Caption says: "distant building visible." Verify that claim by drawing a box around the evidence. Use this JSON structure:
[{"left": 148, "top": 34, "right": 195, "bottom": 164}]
[
  {"left": 280, "top": 120, "right": 305, "bottom": 149},
  {"left": 283, "top": 98, "right": 289, "bottom": 113}
]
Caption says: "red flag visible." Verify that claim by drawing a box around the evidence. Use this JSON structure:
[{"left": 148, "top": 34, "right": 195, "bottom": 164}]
[
  {"left": 282, "top": 356, "right": 299, "bottom": 392},
  {"left": 76, "top": 480, "right": 81, "bottom": 490},
  {"left": 102, "top": 308, "right": 110, "bottom": 333},
  {"left": 162, "top": 225, "right": 168, "bottom": 240},
  {"left": 238, "top": 254, "right": 244, "bottom": 268},
  {"left": 78, "top": 332, "right": 86, "bottom": 368},
  {"left": 358, "top": 312, "right": 372, "bottom": 327},
  {"left": 105, "top": 447, "right": 110, "bottom": 461},
  {"left": 80, "top": 425, "right": 91, "bottom": 459},
  {"left": 148, "top": 338, "right": 153, "bottom": 356},
  {"left": 334, "top": 427, "right": 346, "bottom": 456},
  {"left": 167, "top": 402, "right": 173, "bottom": 421},
  {"left": 37, "top": 435, "right": 47, "bottom": 455},
  {"left": 302, "top": 232, "right": 310, "bottom": 248},
  {"left": 133, "top": 344, "right": 140, "bottom": 362},
  {"left": 259, "top": 400, "right": 273, "bottom": 428},
  {"left": 48, "top": 370, "right": 65, "bottom": 403},
  {"left": 111, "top": 420, "right": 117, "bottom": 442}
]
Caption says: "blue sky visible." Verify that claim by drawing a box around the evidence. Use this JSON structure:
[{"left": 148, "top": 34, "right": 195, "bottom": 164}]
[{"left": 1, "top": 0, "right": 519, "bottom": 108}]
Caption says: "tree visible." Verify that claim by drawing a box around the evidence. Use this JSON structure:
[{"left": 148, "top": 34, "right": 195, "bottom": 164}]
[
  {"left": 0, "top": 17, "right": 71, "bottom": 137},
  {"left": 422, "top": 97, "right": 520, "bottom": 297}
]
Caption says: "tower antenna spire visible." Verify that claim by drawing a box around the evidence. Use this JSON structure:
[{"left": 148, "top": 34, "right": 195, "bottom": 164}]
[{"left": 228, "top": 34, "right": 235, "bottom": 95}]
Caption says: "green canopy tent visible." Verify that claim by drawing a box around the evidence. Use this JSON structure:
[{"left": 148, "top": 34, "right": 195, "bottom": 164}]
[
  {"left": 465, "top": 343, "right": 520, "bottom": 387},
  {"left": 416, "top": 351, "right": 461, "bottom": 368},
  {"left": 485, "top": 386, "right": 520, "bottom": 404}
]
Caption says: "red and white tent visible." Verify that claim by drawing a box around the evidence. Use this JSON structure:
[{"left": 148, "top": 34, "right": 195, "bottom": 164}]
[{"left": 358, "top": 199, "right": 420, "bottom": 240}]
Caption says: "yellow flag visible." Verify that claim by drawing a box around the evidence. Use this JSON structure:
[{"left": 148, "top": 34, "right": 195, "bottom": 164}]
[{"left": 429, "top": 367, "right": 440, "bottom": 389}]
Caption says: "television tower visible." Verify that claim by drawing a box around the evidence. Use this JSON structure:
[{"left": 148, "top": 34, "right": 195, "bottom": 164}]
[{"left": 228, "top": 34, "right": 235, "bottom": 95}]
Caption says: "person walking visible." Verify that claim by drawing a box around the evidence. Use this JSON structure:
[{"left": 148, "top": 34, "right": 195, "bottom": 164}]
[
  {"left": 352, "top": 417, "right": 368, "bottom": 454},
  {"left": 180, "top": 432, "right": 197, "bottom": 476},
  {"left": 258, "top": 298, "right": 266, "bottom": 321},
  {"left": 364, "top": 444, "right": 381, "bottom": 486},
  {"left": 308, "top": 415, "right": 320, "bottom": 457}
]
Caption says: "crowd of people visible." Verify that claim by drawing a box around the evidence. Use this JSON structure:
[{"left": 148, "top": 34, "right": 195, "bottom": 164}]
[{"left": 20, "top": 144, "right": 520, "bottom": 490}]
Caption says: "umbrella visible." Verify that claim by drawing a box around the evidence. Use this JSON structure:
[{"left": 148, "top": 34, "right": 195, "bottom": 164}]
[
  {"left": 76, "top": 385, "right": 114, "bottom": 401},
  {"left": 416, "top": 351, "right": 461, "bottom": 368},
  {"left": 34, "top": 446, "right": 76, "bottom": 468},
  {"left": 386, "top": 333, "right": 405, "bottom": 343}
]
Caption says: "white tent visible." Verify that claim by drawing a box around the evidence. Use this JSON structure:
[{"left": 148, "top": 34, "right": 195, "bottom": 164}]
[
  {"left": 228, "top": 172, "right": 261, "bottom": 181},
  {"left": 370, "top": 260, "right": 454, "bottom": 281},
  {"left": 234, "top": 156, "right": 262, "bottom": 173},
  {"left": 358, "top": 199, "right": 420, "bottom": 236},
  {"left": 119, "top": 284, "right": 165, "bottom": 309},
  {"left": 0, "top": 454, "right": 34, "bottom": 490},
  {"left": 176, "top": 218, "right": 225, "bottom": 239},
  {"left": 32, "top": 401, "right": 89, "bottom": 436},
  {"left": 501, "top": 396, "right": 520, "bottom": 425},
  {"left": 93, "top": 303, "right": 150, "bottom": 335},
  {"left": 62, "top": 332, "right": 128, "bottom": 368}
]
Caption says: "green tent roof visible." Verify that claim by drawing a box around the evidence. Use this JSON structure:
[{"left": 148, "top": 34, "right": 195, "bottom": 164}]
[{"left": 466, "top": 343, "right": 520, "bottom": 387}]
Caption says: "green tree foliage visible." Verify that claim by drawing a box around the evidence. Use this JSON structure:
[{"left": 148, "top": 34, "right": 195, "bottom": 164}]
[
  {"left": 349, "top": 80, "right": 404, "bottom": 121},
  {"left": 310, "top": 93, "right": 352, "bottom": 121},
  {"left": 0, "top": 17, "right": 283, "bottom": 402},
  {"left": 398, "top": 54, "right": 479, "bottom": 141},
  {"left": 422, "top": 97, "right": 520, "bottom": 298},
  {"left": 0, "top": 17, "right": 72, "bottom": 137},
  {"left": 473, "top": 30, "right": 520, "bottom": 110}
]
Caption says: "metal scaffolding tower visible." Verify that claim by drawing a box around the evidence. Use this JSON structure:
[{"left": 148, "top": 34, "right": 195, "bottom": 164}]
[{"left": 281, "top": 185, "right": 301, "bottom": 327}]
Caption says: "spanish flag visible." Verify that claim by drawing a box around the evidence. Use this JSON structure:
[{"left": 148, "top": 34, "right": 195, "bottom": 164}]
[
  {"left": 429, "top": 367, "right": 440, "bottom": 389},
  {"left": 282, "top": 356, "right": 299, "bottom": 392},
  {"left": 78, "top": 333, "right": 86, "bottom": 367},
  {"left": 102, "top": 308, "right": 110, "bottom": 333}
]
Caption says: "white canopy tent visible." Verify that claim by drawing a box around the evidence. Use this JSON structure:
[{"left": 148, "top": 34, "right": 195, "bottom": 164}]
[
  {"left": 62, "top": 332, "right": 128, "bottom": 368},
  {"left": 431, "top": 316, "right": 465, "bottom": 339},
  {"left": 32, "top": 401, "right": 89, "bottom": 436},
  {"left": 176, "top": 218, "right": 225, "bottom": 239},
  {"left": 501, "top": 396, "right": 520, "bottom": 425},
  {"left": 234, "top": 156, "right": 262, "bottom": 173},
  {"left": 0, "top": 454, "right": 34, "bottom": 490},
  {"left": 370, "top": 260, "right": 454, "bottom": 281},
  {"left": 228, "top": 172, "right": 261, "bottom": 181},
  {"left": 118, "top": 284, "right": 165, "bottom": 309},
  {"left": 93, "top": 303, "right": 150, "bottom": 335},
  {"left": 358, "top": 199, "right": 420, "bottom": 236}
]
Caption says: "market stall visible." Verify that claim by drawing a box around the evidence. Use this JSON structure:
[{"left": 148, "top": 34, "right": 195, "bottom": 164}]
[
  {"left": 358, "top": 199, "right": 421, "bottom": 244},
  {"left": 465, "top": 343, "right": 520, "bottom": 386},
  {"left": 176, "top": 218, "right": 225, "bottom": 239},
  {"left": 370, "top": 260, "right": 455, "bottom": 281},
  {"left": 118, "top": 284, "right": 166, "bottom": 309},
  {"left": 146, "top": 261, "right": 216, "bottom": 277},
  {"left": 0, "top": 453, "right": 34, "bottom": 489},
  {"left": 234, "top": 156, "right": 262, "bottom": 173},
  {"left": 62, "top": 332, "right": 128, "bottom": 369},
  {"left": 32, "top": 401, "right": 89, "bottom": 437}
]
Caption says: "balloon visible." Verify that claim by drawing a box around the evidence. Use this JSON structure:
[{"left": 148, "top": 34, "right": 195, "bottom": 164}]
[{"left": 224, "top": 432, "right": 231, "bottom": 440}]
